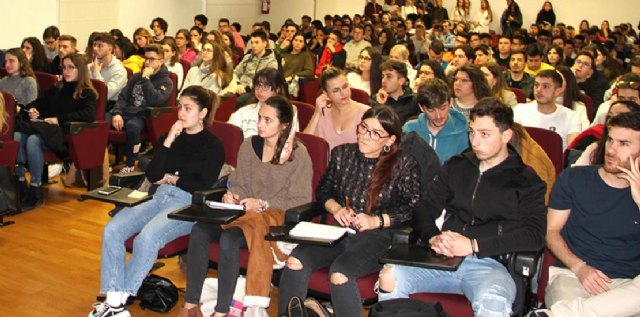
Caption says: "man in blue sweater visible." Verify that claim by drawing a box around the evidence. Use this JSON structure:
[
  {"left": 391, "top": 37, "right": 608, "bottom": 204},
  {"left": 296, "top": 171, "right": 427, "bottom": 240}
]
[{"left": 403, "top": 78, "right": 468, "bottom": 164}]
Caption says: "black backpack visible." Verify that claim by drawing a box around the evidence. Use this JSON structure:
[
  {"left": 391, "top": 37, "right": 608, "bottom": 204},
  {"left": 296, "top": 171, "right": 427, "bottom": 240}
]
[
  {"left": 136, "top": 274, "right": 179, "bottom": 313},
  {"left": 369, "top": 299, "right": 450, "bottom": 317}
]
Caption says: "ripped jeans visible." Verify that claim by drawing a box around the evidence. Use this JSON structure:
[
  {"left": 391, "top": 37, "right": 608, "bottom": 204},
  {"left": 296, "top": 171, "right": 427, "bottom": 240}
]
[{"left": 378, "top": 255, "right": 515, "bottom": 317}]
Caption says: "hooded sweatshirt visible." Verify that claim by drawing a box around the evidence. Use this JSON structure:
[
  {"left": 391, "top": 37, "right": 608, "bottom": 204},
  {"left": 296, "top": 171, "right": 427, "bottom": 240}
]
[{"left": 402, "top": 109, "right": 469, "bottom": 164}]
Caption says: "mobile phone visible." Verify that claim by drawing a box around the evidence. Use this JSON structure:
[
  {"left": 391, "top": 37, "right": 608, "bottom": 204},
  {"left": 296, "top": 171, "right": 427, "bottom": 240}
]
[{"left": 98, "top": 186, "right": 122, "bottom": 196}]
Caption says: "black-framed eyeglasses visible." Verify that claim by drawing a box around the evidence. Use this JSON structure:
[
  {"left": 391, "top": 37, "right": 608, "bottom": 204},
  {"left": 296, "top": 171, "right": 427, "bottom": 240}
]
[
  {"left": 357, "top": 123, "right": 390, "bottom": 141},
  {"left": 617, "top": 81, "right": 640, "bottom": 90},
  {"left": 358, "top": 55, "right": 372, "bottom": 61}
]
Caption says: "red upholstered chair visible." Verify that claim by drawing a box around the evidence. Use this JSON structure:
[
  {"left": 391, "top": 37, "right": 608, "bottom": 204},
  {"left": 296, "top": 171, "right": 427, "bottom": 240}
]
[
  {"left": 299, "top": 77, "right": 321, "bottom": 105},
  {"left": 0, "top": 68, "right": 8, "bottom": 77},
  {"left": 350, "top": 88, "right": 371, "bottom": 105},
  {"left": 0, "top": 92, "right": 19, "bottom": 173},
  {"left": 214, "top": 94, "right": 237, "bottom": 123},
  {"left": 511, "top": 87, "right": 527, "bottom": 104},
  {"left": 208, "top": 120, "right": 244, "bottom": 168},
  {"left": 580, "top": 94, "right": 594, "bottom": 122},
  {"left": 124, "top": 67, "right": 133, "bottom": 80},
  {"left": 179, "top": 60, "right": 191, "bottom": 86},
  {"left": 34, "top": 71, "right": 59, "bottom": 98},
  {"left": 535, "top": 249, "right": 557, "bottom": 307},
  {"left": 524, "top": 127, "right": 564, "bottom": 176},
  {"left": 292, "top": 100, "right": 315, "bottom": 131}
]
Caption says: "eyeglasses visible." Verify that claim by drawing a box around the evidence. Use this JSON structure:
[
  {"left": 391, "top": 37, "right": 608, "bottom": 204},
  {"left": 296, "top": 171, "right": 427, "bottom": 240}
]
[
  {"left": 45, "top": 40, "right": 56, "bottom": 45},
  {"left": 419, "top": 70, "right": 434, "bottom": 76},
  {"left": 616, "top": 81, "right": 640, "bottom": 90},
  {"left": 358, "top": 55, "right": 372, "bottom": 61},
  {"left": 574, "top": 59, "right": 592, "bottom": 68},
  {"left": 254, "top": 83, "right": 273, "bottom": 91},
  {"left": 357, "top": 123, "right": 390, "bottom": 141},
  {"left": 145, "top": 57, "right": 161, "bottom": 62},
  {"left": 201, "top": 48, "right": 214, "bottom": 53}
]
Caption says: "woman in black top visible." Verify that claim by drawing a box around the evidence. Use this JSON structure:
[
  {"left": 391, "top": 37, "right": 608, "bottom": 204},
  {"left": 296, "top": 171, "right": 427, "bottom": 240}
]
[
  {"left": 536, "top": 1, "right": 556, "bottom": 27},
  {"left": 88, "top": 85, "right": 225, "bottom": 317},
  {"left": 278, "top": 106, "right": 422, "bottom": 317},
  {"left": 15, "top": 53, "right": 97, "bottom": 210}
]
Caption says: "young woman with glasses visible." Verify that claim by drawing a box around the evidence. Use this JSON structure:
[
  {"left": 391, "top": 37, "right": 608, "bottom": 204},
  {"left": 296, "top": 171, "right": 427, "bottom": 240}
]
[{"left": 346, "top": 46, "right": 382, "bottom": 95}]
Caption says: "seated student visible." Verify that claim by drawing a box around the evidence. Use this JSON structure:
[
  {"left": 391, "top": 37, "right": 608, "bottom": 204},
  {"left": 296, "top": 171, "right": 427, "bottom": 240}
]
[
  {"left": 304, "top": 66, "right": 370, "bottom": 150},
  {"left": 180, "top": 96, "right": 312, "bottom": 317},
  {"left": 132, "top": 28, "right": 153, "bottom": 56},
  {"left": 88, "top": 33, "right": 128, "bottom": 105},
  {"left": 572, "top": 100, "right": 640, "bottom": 166},
  {"left": 450, "top": 64, "right": 492, "bottom": 120},
  {"left": 514, "top": 70, "right": 581, "bottom": 149},
  {"left": 412, "top": 59, "right": 446, "bottom": 91},
  {"left": 233, "top": 30, "right": 278, "bottom": 107},
  {"left": 161, "top": 38, "right": 184, "bottom": 91},
  {"left": 555, "top": 66, "right": 589, "bottom": 130},
  {"left": 346, "top": 46, "right": 382, "bottom": 96},
  {"left": 228, "top": 68, "right": 299, "bottom": 138},
  {"left": 115, "top": 37, "right": 144, "bottom": 74},
  {"left": 481, "top": 62, "right": 518, "bottom": 107},
  {"left": 528, "top": 111, "right": 640, "bottom": 317},
  {"left": 281, "top": 31, "right": 315, "bottom": 83},
  {"left": 107, "top": 44, "right": 174, "bottom": 173},
  {"left": 572, "top": 50, "right": 608, "bottom": 110},
  {"left": 315, "top": 30, "right": 346, "bottom": 75},
  {"left": 378, "top": 99, "right": 547, "bottom": 317},
  {"left": 182, "top": 41, "right": 236, "bottom": 96},
  {"left": 45, "top": 34, "right": 78, "bottom": 75},
  {"left": 175, "top": 29, "right": 198, "bottom": 64},
  {"left": 89, "top": 86, "right": 224, "bottom": 317},
  {"left": 389, "top": 45, "right": 418, "bottom": 89},
  {"left": 524, "top": 43, "right": 555, "bottom": 76},
  {"left": 591, "top": 72, "right": 640, "bottom": 126},
  {"left": 505, "top": 50, "right": 535, "bottom": 101},
  {"left": 0, "top": 48, "right": 38, "bottom": 106},
  {"left": 444, "top": 45, "right": 475, "bottom": 77},
  {"left": 14, "top": 53, "right": 97, "bottom": 211},
  {"left": 21, "top": 37, "right": 48, "bottom": 73},
  {"left": 403, "top": 78, "right": 468, "bottom": 164},
  {"left": 278, "top": 106, "right": 423, "bottom": 317},
  {"left": 42, "top": 25, "right": 60, "bottom": 61},
  {"left": 374, "top": 59, "right": 420, "bottom": 123}
]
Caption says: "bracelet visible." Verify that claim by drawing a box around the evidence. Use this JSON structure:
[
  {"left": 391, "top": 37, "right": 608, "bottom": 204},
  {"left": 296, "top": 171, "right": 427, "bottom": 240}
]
[{"left": 378, "top": 214, "right": 384, "bottom": 229}]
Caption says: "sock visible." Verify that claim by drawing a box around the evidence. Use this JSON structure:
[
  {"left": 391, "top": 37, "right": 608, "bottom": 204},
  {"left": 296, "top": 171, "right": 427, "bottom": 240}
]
[{"left": 106, "top": 291, "right": 123, "bottom": 307}]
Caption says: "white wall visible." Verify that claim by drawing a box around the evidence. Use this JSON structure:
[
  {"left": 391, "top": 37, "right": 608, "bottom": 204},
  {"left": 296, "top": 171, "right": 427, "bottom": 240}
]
[{"left": 0, "top": 0, "right": 58, "bottom": 49}]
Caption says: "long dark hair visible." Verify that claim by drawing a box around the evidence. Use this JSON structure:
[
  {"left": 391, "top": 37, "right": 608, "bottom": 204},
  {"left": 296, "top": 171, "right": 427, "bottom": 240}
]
[
  {"left": 592, "top": 100, "right": 640, "bottom": 164},
  {"left": 21, "top": 37, "right": 47, "bottom": 72},
  {"left": 375, "top": 28, "right": 396, "bottom": 56},
  {"left": 556, "top": 66, "right": 583, "bottom": 111},
  {"left": 358, "top": 46, "right": 383, "bottom": 94},
  {"left": 264, "top": 95, "right": 296, "bottom": 164},
  {"left": 362, "top": 106, "right": 402, "bottom": 214},
  {"left": 285, "top": 31, "right": 308, "bottom": 54},
  {"left": 60, "top": 53, "right": 97, "bottom": 100}
]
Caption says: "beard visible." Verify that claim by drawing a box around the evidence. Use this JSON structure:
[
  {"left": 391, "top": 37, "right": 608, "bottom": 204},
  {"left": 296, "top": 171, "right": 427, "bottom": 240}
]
[{"left": 604, "top": 153, "right": 635, "bottom": 174}]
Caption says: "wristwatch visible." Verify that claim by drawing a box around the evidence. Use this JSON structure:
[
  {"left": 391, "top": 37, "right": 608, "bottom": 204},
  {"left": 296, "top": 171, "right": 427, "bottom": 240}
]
[{"left": 258, "top": 199, "right": 269, "bottom": 212}]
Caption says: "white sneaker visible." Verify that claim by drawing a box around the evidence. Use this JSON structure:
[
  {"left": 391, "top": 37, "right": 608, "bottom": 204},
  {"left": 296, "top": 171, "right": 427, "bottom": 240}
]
[
  {"left": 48, "top": 163, "right": 63, "bottom": 178},
  {"left": 88, "top": 302, "right": 131, "bottom": 317}
]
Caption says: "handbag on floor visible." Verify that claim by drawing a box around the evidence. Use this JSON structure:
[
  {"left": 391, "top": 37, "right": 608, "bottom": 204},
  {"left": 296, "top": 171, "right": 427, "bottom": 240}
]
[
  {"left": 137, "top": 274, "right": 179, "bottom": 313},
  {"left": 369, "top": 298, "right": 450, "bottom": 317},
  {"left": 0, "top": 166, "right": 17, "bottom": 213}
]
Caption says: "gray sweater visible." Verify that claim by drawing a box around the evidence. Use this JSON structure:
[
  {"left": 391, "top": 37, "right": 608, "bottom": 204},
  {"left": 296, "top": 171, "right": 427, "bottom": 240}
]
[{"left": 0, "top": 74, "right": 38, "bottom": 105}]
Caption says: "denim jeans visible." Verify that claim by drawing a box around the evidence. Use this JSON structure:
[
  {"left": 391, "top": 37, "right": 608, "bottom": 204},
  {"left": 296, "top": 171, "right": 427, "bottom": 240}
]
[
  {"left": 278, "top": 229, "right": 393, "bottom": 317},
  {"left": 378, "top": 255, "right": 516, "bottom": 317},
  {"left": 14, "top": 131, "right": 47, "bottom": 186},
  {"left": 106, "top": 112, "right": 146, "bottom": 167},
  {"left": 99, "top": 184, "right": 194, "bottom": 295}
]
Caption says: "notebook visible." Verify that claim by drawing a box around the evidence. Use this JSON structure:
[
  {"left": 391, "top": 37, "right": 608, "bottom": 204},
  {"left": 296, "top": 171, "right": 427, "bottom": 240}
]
[
  {"left": 168, "top": 204, "right": 245, "bottom": 224},
  {"left": 288, "top": 221, "right": 356, "bottom": 243},
  {"left": 380, "top": 244, "right": 463, "bottom": 271}
]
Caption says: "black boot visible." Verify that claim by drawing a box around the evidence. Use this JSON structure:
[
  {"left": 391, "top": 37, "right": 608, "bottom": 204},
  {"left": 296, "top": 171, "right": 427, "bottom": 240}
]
[
  {"left": 22, "top": 186, "right": 44, "bottom": 211},
  {"left": 17, "top": 180, "right": 27, "bottom": 200}
]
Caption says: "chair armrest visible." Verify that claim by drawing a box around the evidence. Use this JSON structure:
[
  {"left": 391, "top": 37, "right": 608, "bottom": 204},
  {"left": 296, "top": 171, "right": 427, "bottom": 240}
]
[
  {"left": 109, "top": 172, "right": 146, "bottom": 188},
  {"left": 191, "top": 188, "right": 227, "bottom": 205},
  {"left": 508, "top": 250, "right": 543, "bottom": 278},
  {"left": 284, "top": 202, "right": 324, "bottom": 224},
  {"left": 144, "top": 107, "right": 173, "bottom": 119},
  {"left": 63, "top": 121, "right": 99, "bottom": 135}
]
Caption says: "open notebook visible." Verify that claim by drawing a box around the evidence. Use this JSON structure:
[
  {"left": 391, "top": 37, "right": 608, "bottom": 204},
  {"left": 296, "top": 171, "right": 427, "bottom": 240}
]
[{"left": 288, "top": 221, "right": 356, "bottom": 243}]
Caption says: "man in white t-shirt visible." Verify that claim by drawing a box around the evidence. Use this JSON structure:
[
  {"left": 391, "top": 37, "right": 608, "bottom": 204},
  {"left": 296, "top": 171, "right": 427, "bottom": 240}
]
[{"left": 514, "top": 70, "right": 581, "bottom": 149}]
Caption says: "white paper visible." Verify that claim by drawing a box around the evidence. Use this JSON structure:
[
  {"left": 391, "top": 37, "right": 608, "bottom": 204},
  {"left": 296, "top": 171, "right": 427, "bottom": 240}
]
[
  {"left": 289, "top": 221, "right": 356, "bottom": 241},
  {"left": 127, "top": 190, "right": 148, "bottom": 199},
  {"left": 205, "top": 200, "right": 245, "bottom": 211}
]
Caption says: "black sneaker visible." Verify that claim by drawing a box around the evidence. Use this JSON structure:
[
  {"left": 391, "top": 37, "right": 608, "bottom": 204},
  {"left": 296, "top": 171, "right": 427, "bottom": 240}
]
[
  {"left": 21, "top": 186, "right": 43, "bottom": 211},
  {"left": 88, "top": 302, "right": 131, "bottom": 317},
  {"left": 526, "top": 309, "right": 551, "bottom": 317}
]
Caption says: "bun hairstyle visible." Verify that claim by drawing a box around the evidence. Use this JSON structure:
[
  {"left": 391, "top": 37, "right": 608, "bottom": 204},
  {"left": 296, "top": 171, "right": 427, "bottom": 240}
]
[{"left": 180, "top": 85, "right": 219, "bottom": 127}]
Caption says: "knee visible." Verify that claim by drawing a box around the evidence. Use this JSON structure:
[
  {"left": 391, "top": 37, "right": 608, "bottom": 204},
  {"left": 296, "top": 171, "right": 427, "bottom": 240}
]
[
  {"left": 124, "top": 122, "right": 142, "bottom": 135},
  {"left": 285, "top": 256, "right": 303, "bottom": 271},
  {"left": 329, "top": 272, "right": 349, "bottom": 286},
  {"left": 26, "top": 135, "right": 42, "bottom": 148},
  {"left": 378, "top": 265, "right": 396, "bottom": 293},
  {"left": 472, "top": 286, "right": 513, "bottom": 316}
]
